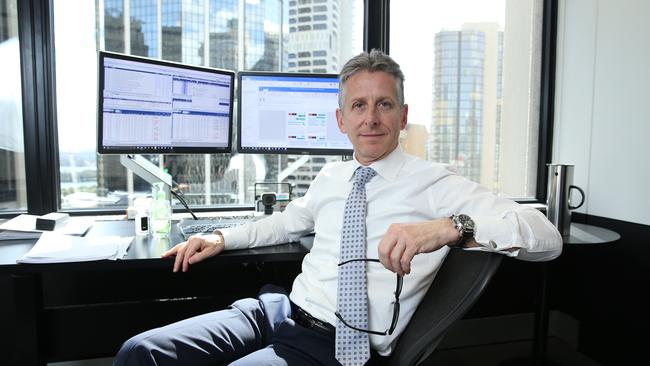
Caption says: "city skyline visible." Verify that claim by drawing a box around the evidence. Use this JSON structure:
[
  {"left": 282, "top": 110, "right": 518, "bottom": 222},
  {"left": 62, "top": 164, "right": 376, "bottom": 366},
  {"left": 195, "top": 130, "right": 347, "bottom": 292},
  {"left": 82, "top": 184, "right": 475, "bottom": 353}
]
[{"left": 49, "top": 0, "right": 530, "bottom": 210}]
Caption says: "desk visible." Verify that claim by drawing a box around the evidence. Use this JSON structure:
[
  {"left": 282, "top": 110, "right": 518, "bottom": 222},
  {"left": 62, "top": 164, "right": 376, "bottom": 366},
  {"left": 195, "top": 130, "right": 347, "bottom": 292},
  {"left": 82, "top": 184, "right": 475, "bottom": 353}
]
[
  {"left": 531, "top": 223, "right": 620, "bottom": 366},
  {"left": 0, "top": 220, "right": 312, "bottom": 366}
]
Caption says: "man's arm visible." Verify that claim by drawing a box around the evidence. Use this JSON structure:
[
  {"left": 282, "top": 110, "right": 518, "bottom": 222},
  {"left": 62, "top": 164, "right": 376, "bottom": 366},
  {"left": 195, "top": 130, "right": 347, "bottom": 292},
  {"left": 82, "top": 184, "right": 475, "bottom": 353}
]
[
  {"left": 162, "top": 192, "right": 316, "bottom": 272},
  {"left": 378, "top": 174, "right": 562, "bottom": 275}
]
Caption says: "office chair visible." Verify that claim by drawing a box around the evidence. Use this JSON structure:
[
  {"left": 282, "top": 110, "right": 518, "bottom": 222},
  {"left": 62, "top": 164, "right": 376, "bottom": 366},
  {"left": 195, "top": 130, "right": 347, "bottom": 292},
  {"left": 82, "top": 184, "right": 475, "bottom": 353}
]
[{"left": 382, "top": 248, "right": 503, "bottom": 366}]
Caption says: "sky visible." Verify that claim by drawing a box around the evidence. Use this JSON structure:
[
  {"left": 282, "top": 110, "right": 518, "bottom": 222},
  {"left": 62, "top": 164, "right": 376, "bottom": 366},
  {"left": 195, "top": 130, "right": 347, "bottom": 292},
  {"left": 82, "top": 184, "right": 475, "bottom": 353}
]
[{"left": 53, "top": 0, "right": 506, "bottom": 153}]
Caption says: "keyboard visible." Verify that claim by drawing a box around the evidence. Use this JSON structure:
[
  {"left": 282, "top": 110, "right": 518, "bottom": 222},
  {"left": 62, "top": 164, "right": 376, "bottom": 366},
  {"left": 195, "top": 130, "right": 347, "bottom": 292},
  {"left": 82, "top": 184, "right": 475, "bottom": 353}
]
[{"left": 178, "top": 218, "right": 250, "bottom": 239}]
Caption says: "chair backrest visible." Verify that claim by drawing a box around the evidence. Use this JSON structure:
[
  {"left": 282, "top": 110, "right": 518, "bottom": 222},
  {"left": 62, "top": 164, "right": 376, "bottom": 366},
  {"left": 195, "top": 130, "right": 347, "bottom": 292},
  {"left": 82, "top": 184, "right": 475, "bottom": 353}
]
[{"left": 383, "top": 248, "right": 502, "bottom": 366}]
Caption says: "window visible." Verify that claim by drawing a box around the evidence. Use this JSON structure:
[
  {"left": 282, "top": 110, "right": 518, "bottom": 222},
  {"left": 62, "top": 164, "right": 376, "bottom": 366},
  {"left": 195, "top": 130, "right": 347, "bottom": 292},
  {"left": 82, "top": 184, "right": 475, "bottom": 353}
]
[
  {"left": 391, "top": 0, "right": 544, "bottom": 199},
  {"left": 52, "top": 0, "right": 364, "bottom": 211},
  {"left": 0, "top": 0, "right": 26, "bottom": 213}
]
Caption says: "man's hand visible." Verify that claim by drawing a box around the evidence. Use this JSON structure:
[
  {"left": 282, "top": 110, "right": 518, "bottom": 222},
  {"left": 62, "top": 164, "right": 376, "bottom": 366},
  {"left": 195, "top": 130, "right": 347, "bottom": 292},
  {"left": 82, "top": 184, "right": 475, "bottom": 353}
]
[
  {"left": 377, "top": 219, "right": 459, "bottom": 276},
  {"left": 162, "top": 233, "right": 225, "bottom": 272}
]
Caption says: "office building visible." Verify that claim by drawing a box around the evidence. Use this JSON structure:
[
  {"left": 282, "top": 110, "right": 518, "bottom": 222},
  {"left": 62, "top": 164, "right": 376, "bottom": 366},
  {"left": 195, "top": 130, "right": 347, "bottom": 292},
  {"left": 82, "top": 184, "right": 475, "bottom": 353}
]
[
  {"left": 399, "top": 124, "right": 428, "bottom": 160},
  {"left": 429, "top": 23, "right": 503, "bottom": 192},
  {"left": 286, "top": 0, "right": 357, "bottom": 74}
]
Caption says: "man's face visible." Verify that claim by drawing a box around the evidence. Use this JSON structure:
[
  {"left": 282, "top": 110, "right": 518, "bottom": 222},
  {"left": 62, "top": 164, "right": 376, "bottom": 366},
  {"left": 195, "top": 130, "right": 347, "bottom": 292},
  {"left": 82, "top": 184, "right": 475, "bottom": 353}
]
[{"left": 336, "top": 70, "right": 408, "bottom": 165}]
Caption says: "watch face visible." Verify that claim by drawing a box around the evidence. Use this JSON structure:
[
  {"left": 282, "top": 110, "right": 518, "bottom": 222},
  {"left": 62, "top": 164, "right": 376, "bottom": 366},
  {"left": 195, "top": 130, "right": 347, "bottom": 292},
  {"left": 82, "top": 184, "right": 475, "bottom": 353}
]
[{"left": 455, "top": 214, "right": 475, "bottom": 233}]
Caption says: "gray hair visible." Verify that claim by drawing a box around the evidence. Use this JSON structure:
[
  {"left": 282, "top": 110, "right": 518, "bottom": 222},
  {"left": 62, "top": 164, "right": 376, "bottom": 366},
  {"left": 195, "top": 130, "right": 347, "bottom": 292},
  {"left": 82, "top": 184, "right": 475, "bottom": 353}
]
[{"left": 338, "top": 49, "right": 405, "bottom": 109}]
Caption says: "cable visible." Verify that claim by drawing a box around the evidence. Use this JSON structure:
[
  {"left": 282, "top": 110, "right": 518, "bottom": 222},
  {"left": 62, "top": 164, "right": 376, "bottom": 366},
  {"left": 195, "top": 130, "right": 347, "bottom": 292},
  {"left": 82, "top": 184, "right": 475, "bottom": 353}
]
[{"left": 171, "top": 188, "right": 198, "bottom": 220}]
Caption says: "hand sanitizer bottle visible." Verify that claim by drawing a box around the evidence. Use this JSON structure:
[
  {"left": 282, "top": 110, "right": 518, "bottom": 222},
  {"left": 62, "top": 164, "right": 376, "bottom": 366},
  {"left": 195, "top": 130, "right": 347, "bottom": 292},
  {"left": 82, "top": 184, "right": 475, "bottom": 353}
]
[{"left": 150, "top": 183, "right": 171, "bottom": 237}]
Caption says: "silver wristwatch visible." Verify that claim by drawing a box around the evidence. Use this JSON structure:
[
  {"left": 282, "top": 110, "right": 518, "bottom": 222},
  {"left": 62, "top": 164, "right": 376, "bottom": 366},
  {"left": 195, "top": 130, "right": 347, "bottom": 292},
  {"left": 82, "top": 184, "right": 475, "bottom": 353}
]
[{"left": 450, "top": 214, "right": 476, "bottom": 248}]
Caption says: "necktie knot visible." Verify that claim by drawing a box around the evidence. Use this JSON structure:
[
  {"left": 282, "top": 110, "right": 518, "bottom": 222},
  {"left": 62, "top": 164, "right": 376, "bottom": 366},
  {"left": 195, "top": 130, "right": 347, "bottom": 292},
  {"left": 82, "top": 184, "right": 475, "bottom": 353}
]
[{"left": 354, "top": 166, "right": 377, "bottom": 187}]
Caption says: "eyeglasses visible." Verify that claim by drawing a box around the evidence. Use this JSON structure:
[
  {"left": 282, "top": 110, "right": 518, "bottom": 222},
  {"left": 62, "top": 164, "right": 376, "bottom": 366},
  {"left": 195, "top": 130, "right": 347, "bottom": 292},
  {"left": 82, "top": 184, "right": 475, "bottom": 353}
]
[{"left": 335, "top": 258, "right": 403, "bottom": 336}]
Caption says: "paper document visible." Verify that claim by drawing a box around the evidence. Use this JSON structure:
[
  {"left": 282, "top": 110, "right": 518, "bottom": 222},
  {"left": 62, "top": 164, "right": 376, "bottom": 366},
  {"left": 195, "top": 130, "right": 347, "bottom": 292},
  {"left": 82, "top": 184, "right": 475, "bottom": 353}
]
[
  {"left": 0, "top": 214, "right": 94, "bottom": 236},
  {"left": 17, "top": 232, "right": 133, "bottom": 264},
  {"left": 0, "top": 230, "right": 42, "bottom": 241}
]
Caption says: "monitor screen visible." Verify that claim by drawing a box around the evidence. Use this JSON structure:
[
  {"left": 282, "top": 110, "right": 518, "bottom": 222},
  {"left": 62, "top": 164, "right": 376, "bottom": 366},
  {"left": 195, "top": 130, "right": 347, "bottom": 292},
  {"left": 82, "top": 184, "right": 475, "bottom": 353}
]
[
  {"left": 97, "top": 51, "right": 235, "bottom": 154},
  {"left": 237, "top": 71, "right": 353, "bottom": 155}
]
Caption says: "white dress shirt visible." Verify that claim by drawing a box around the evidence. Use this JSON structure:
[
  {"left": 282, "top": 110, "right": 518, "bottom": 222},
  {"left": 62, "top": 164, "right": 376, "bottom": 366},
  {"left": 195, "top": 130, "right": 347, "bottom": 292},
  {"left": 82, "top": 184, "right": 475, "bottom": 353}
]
[{"left": 220, "top": 146, "right": 562, "bottom": 355}]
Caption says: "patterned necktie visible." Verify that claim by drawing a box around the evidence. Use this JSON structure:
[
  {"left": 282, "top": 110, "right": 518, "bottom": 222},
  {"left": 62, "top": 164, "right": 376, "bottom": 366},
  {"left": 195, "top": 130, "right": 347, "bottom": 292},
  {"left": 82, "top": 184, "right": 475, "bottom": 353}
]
[{"left": 335, "top": 166, "right": 377, "bottom": 366}]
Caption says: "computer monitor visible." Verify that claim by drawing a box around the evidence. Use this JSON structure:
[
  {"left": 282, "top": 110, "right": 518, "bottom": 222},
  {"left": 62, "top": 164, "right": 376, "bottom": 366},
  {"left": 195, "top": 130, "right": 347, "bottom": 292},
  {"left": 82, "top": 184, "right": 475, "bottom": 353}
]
[
  {"left": 237, "top": 71, "right": 353, "bottom": 155},
  {"left": 97, "top": 51, "right": 235, "bottom": 154}
]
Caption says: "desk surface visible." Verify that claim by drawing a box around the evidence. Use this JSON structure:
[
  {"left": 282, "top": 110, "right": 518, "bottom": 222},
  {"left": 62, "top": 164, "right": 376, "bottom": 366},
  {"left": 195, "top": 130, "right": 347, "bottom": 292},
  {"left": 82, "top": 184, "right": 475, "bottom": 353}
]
[
  {"left": 0, "top": 219, "right": 312, "bottom": 273},
  {"left": 564, "top": 223, "right": 621, "bottom": 245},
  {"left": 1, "top": 218, "right": 311, "bottom": 365}
]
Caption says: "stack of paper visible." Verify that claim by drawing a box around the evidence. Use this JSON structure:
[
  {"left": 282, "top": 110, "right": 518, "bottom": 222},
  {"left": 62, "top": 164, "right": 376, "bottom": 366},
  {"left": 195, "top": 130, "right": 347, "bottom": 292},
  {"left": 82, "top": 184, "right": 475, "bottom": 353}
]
[{"left": 17, "top": 232, "right": 133, "bottom": 264}]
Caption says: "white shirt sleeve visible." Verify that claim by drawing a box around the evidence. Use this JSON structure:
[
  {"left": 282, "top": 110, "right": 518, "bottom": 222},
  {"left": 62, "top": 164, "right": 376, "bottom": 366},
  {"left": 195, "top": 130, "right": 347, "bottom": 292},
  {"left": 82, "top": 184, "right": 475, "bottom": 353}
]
[
  {"left": 220, "top": 189, "right": 316, "bottom": 251},
  {"left": 434, "top": 174, "right": 563, "bottom": 262}
]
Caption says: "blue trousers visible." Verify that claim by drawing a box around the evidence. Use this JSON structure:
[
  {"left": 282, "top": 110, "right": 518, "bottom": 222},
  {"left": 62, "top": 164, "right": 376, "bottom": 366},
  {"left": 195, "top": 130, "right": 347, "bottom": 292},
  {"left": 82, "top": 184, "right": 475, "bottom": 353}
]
[{"left": 113, "top": 284, "right": 342, "bottom": 366}]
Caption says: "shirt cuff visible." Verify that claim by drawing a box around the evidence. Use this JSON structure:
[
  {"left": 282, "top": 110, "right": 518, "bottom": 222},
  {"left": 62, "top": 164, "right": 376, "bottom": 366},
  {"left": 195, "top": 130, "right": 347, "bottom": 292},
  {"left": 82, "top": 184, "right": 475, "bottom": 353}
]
[
  {"left": 473, "top": 215, "right": 516, "bottom": 253},
  {"left": 218, "top": 227, "right": 248, "bottom": 250}
]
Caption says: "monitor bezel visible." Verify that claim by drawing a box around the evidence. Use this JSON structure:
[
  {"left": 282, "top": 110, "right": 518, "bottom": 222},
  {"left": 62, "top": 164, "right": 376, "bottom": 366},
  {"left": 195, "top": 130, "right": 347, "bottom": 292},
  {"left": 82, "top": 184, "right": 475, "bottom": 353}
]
[
  {"left": 97, "top": 51, "right": 236, "bottom": 155},
  {"left": 236, "top": 71, "right": 353, "bottom": 156}
]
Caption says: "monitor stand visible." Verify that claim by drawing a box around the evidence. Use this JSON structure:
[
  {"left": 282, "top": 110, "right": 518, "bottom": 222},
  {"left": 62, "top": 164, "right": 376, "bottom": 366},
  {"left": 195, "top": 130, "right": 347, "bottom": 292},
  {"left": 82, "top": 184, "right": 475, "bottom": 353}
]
[{"left": 120, "top": 154, "right": 172, "bottom": 202}]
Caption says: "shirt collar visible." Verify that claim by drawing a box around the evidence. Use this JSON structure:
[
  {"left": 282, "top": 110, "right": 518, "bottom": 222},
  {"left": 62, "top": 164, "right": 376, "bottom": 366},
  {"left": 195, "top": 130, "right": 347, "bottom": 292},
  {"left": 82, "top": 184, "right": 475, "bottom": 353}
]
[{"left": 346, "top": 145, "right": 406, "bottom": 183}]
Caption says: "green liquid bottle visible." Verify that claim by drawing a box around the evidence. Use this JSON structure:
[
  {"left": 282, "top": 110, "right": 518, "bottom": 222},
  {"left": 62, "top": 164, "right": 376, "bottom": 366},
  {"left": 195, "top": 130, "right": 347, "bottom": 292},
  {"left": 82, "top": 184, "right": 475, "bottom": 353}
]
[{"left": 150, "top": 183, "right": 171, "bottom": 237}]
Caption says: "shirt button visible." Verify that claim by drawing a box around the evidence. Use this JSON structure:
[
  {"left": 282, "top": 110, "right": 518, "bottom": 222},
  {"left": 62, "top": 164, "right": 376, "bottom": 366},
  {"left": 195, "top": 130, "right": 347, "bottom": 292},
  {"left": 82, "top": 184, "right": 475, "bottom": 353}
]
[{"left": 489, "top": 240, "right": 498, "bottom": 249}]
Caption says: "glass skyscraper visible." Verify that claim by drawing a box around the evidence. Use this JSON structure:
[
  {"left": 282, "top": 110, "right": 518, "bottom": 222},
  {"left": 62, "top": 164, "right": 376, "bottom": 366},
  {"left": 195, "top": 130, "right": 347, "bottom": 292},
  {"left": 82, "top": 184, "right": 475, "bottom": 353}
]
[
  {"left": 286, "top": 0, "right": 357, "bottom": 74},
  {"left": 208, "top": 0, "right": 238, "bottom": 70},
  {"left": 99, "top": 0, "right": 282, "bottom": 69},
  {"left": 431, "top": 29, "right": 485, "bottom": 181},
  {"left": 430, "top": 23, "right": 503, "bottom": 189}
]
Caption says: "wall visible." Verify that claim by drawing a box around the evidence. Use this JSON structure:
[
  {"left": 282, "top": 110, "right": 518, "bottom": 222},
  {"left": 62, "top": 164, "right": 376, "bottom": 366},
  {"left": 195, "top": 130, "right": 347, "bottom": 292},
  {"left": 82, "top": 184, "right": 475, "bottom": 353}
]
[
  {"left": 553, "top": 0, "right": 650, "bottom": 225},
  {"left": 552, "top": 1, "right": 650, "bottom": 364}
]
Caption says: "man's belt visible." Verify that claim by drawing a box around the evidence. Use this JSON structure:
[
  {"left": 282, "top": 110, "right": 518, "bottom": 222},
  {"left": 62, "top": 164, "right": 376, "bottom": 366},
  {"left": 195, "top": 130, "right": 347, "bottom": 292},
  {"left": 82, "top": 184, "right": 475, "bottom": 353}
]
[{"left": 291, "top": 302, "right": 335, "bottom": 337}]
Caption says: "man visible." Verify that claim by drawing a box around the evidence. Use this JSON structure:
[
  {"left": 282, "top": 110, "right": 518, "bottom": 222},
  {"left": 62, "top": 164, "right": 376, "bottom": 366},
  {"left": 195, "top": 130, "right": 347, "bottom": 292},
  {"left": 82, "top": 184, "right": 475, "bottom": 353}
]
[{"left": 114, "top": 49, "right": 562, "bottom": 366}]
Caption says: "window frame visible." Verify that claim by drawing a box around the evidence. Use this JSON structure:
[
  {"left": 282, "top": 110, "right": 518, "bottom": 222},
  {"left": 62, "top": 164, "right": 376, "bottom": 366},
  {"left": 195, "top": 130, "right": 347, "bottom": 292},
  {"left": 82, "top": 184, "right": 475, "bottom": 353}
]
[
  {"left": 4, "top": 0, "right": 557, "bottom": 218},
  {"left": 16, "top": 0, "right": 59, "bottom": 216}
]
